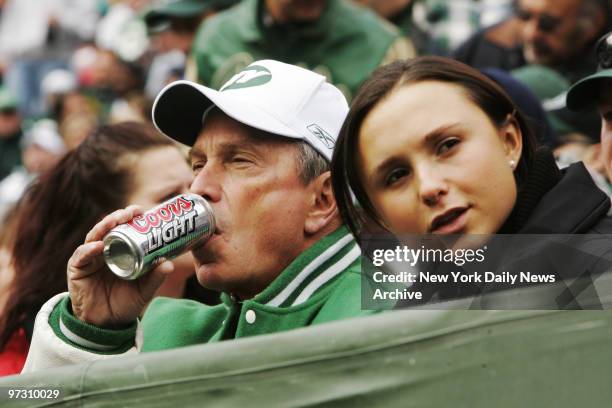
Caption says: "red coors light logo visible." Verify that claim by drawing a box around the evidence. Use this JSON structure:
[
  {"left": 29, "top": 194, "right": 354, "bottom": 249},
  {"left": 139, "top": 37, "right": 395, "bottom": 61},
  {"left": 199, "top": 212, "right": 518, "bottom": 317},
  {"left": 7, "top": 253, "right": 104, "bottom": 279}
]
[{"left": 128, "top": 196, "right": 194, "bottom": 234}]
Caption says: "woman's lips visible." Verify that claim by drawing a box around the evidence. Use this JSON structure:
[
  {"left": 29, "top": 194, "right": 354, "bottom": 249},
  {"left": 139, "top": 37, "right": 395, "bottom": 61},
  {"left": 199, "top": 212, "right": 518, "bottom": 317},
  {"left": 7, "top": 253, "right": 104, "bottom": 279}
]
[{"left": 429, "top": 207, "right": 469, "bottom": 234}]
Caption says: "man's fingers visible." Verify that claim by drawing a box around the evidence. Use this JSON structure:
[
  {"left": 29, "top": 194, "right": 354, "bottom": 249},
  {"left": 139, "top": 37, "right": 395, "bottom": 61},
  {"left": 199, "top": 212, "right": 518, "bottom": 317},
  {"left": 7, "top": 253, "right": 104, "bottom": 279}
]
[
  {"left": 68, "top": 242, "right": 105, "bottom": 278},
  {"left": 85, "top": 205, "right": 144, "bottom": 243}
]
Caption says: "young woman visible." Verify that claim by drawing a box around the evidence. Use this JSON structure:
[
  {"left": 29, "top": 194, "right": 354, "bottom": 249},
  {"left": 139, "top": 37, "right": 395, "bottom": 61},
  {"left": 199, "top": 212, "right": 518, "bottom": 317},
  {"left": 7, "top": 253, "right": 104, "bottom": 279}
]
[
  {"left": 0, "top": 122, "right": 212, "bottom": 375},
  {"left": 331, "top": 56, "right": 612, "bottom": 305}
]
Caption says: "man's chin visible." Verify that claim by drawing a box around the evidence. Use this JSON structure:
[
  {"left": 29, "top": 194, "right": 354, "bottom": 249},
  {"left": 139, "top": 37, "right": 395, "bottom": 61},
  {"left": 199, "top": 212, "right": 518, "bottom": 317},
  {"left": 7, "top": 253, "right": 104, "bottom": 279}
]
[
  {"left": 523, "top": 47, "right": 538, "bottom": 64},
  {"left": 523, "top": 47, "right": 555, "bottom": 66},
  {"left": 194, "top": 263, "right": 226, "bottom": 292}
]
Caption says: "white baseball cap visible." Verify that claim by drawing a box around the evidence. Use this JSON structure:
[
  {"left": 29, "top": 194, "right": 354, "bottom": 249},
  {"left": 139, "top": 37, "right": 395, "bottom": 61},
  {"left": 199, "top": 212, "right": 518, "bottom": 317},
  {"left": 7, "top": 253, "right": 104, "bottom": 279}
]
[{"left": 152, "top": 59, "right": 349, "bottom": 161}]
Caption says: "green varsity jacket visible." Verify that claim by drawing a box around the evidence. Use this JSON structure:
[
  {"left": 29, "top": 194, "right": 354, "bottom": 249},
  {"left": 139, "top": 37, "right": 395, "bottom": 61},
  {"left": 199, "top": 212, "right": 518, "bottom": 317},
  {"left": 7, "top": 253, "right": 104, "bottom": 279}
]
[
  {"left": 41, "top": 226, "right": 374, "bottom": 355},
  {"left": 189, "top": 0, "right": 414, "bottom": 100}
]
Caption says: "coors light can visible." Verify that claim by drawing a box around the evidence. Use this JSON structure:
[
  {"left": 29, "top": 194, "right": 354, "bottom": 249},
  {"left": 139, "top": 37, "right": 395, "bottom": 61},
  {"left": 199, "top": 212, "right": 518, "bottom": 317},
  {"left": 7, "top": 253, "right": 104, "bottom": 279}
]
[{"left": 103, "top": 193, "right": 215, "bottom": 280}]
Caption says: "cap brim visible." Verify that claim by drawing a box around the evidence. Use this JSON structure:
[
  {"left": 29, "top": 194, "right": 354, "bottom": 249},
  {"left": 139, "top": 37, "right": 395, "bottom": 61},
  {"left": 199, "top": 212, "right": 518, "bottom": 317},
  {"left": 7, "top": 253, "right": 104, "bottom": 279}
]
[
  {"left": 152, "top": 80, "right": 301, "bottom": 146},
  {"left": 566, "top": 70, "right": 612, "bottom": 112}
]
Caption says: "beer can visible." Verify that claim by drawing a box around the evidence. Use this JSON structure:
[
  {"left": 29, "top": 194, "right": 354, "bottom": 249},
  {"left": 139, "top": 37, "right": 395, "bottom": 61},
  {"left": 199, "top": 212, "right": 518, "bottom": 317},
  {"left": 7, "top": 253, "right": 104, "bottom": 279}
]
[{"left": 103, "top": 193, "right": 215, "bottom": 280}]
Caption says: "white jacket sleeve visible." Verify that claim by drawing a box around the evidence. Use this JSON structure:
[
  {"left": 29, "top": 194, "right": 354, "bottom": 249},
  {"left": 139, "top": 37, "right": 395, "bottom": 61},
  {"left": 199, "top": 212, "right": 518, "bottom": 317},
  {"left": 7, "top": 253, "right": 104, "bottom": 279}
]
[{"left": 22, "top": 293, "right": 141, "bottom": 373}]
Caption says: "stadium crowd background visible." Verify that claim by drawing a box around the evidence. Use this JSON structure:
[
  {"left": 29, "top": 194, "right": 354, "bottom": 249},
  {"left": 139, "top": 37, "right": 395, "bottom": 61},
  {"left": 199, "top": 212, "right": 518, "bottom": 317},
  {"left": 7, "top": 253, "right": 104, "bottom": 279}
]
[{"left": 0, "top": 0, "right": 611, "bottom": 376}]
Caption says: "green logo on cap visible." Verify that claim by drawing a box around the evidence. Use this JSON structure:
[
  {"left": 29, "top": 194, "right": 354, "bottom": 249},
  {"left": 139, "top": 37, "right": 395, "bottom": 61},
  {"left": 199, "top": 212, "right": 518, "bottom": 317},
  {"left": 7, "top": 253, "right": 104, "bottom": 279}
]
[
  {"left": 220, "top": 65, "right": 272, "bottom": 91},
  {"left": 307, "top": 124, "right": 334, "bottom": 149}
]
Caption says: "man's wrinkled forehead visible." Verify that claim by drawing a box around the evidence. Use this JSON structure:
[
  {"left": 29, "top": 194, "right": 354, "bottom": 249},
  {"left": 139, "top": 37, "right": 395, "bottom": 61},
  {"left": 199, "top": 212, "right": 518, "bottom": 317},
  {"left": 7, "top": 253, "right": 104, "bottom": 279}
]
[{"left": 189, "top": 109, "right": 295, "bottom": 158}]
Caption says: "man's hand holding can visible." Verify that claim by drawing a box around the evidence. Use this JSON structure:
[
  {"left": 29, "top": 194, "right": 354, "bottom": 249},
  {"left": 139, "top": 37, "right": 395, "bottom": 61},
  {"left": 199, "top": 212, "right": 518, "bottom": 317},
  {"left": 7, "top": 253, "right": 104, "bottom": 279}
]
[{"left": 66, "top": 194, "right": 214, "bottom": 329}]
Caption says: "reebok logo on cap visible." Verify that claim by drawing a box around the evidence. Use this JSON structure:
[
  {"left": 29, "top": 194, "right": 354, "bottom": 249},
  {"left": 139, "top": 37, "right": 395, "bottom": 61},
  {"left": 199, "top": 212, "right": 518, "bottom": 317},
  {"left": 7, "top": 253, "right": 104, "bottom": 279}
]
[{"left": 307, "top": 124, "right": 335, "bottom": 149}]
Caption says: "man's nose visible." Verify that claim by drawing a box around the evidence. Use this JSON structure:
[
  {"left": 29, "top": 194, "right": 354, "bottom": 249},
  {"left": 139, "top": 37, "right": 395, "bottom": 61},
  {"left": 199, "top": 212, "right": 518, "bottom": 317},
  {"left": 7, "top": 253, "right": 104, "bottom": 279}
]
[
  {"left": 189, "top": 163, "right": 222, "bottom": 203},
  {"left": 522, "top": 18, "right": 541, "bottom": 43}
]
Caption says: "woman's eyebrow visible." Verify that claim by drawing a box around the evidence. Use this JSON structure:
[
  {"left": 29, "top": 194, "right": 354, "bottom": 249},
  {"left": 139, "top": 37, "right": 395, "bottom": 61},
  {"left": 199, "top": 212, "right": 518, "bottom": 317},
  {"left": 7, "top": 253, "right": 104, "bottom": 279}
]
[
  {"left": 372, "top": 156, "right": 403, "bottom": 181},
  {"left": 421, "top": 123, "right": 462, "bottom": 146},
  {"left": 370, "top": 123, "right": 462, "bottom": 177}
]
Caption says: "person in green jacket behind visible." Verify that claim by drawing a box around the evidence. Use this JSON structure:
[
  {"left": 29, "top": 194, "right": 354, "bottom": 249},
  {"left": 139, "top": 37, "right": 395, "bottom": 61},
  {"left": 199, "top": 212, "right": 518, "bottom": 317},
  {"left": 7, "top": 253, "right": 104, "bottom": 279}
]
[
  {"left": 187, "top": 0, "right": 415, "bottom": 101},
  {"left": 23, "top": 59, "right": 373, "bottom": 371}
]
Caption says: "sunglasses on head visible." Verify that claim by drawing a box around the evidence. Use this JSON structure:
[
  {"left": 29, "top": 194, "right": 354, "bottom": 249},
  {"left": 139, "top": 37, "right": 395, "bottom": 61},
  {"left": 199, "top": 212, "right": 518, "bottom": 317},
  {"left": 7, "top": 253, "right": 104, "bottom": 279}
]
[
  {"left": 596, "top": 32, "right": 612, "bottom": 70},
  {"left": 515, "top": 8, "right": 561, "bottom": 33}
]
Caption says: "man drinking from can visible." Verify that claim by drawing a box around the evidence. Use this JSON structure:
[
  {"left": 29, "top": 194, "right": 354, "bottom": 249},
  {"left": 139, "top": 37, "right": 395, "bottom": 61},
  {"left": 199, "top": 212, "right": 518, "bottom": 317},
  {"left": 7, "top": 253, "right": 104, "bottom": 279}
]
[{"left": 23, "top": 59, "right": 372, "bottom": 369}]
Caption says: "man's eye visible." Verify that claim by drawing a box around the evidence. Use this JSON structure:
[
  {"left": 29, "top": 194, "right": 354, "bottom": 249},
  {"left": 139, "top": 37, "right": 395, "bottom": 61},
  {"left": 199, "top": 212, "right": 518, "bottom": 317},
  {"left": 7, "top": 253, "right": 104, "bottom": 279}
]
[
  {"left": 232, "top": 156, "right": 251, "bottom": 163},
  {"left": 437, "top": 138, "right": 460, "bottom": 155},
  {"left": 385, "top": 168, "right": 409, "bottom": 187},
  {"left": 539, "top": 15, "right": 560, "bottom": 32}
]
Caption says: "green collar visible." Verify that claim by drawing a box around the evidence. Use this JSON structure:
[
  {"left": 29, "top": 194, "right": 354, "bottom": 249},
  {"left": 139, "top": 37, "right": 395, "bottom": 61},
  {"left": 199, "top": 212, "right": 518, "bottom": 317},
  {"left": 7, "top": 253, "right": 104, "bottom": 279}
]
[{"left": 222, "top": 225, "right": 360, "bottom": 308}]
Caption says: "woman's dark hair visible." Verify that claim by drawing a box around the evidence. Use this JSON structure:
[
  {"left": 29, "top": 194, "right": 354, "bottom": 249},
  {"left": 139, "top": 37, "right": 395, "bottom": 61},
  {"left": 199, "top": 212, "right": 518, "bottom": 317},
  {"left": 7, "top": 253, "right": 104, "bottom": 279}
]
[
  {"left": 331, "top": 56, "right": 537, "bottom": 241},
  {"left": 0, "top": 122, "right": 174, "bottom": 349}
]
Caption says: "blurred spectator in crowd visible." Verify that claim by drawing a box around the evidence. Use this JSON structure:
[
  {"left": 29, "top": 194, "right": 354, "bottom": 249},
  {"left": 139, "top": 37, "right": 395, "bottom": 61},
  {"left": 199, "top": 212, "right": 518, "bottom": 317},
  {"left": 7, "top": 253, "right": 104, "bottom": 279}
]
[
  {"left": 479, "top": 0, "right": 514, "bottom": 28},
  {"left": 95, "top": 0, "right": 150, "bottom": 64},
  {"left": 35, "top": 66, "right": 101, "bottom": 150},
  {"left": 454, "top": 0, "right": 609, "bottom": 82},
  {"left": 142, "top": 0, "right": 238, "bottom": 99},
  {"left": 190, "top": 0, "right": 415, "bottom": 100},
  {"left": 355, "top": 0, "right": 513, "bottom": 56},
  {"left": 517, "top": 0, "right": 607, "bottom": 78},
  {"left": 88, "top": 49, "right": 148, "bottom": 123},
  {"left": 453, "top": 5, "right": 523, "bottom": 71},
  {"left": 0, "top": 0, "right": 100, "bottom": 117},
  {"left": 354, "top": 0, "right": 480, "bottom": 55},
  {"left": 40, "top": 68, "right": 78, "bottom": 122},
  {"left": 0, "top": 87, "right": 22, "bottom": 181},
  {"left": 93, "top": 2, "right": 165, "bottom": 124},
  {"left": 0, "top": 120, "right": 66, "bottom": 223},
  {"left": 456, "top": 0, "right": 610, "bottom": 143},
  {"left": 567, "top": 31, "right": 612, "bottom": 204},
  {"left": 0, "top": 122, "right": 204, "bottom": 376}
]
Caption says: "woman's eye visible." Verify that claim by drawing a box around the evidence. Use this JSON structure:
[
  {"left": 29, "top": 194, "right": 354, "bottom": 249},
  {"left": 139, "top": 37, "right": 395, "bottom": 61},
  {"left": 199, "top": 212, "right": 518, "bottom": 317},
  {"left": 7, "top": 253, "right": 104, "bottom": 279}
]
[
  {"left": 385, "top": 168, "right": 409, "bottom": 187},
  {"left": 191, "top": 162, "right": 203, "bottom": 173},
  {"left": 437, "top": 138, "right": 460, "bottom": 155}
]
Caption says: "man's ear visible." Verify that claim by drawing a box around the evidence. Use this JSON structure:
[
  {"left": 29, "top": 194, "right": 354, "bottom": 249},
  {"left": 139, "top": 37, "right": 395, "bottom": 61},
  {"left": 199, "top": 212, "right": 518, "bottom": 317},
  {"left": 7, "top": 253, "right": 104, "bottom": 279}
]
[{"left": 304, "top": 171, "right": 339, "bottom": 235}]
